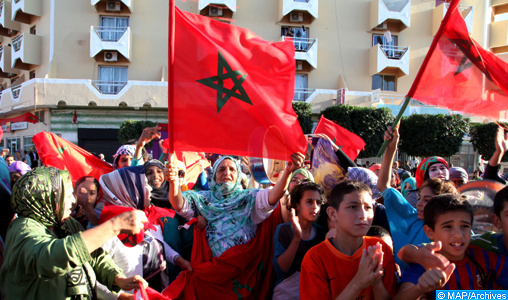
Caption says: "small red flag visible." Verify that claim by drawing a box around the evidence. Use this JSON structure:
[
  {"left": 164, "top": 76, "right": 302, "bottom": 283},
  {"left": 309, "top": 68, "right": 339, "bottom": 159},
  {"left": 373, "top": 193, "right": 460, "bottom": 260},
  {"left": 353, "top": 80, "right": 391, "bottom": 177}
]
[
  {"left": 72, "top": 110, "right": 77, "bottom": 124},
  {"left": 313, "top": 115, "right": 366, "bottom": 161},
  {"left": 171, "top": 7, "right": 306, "bottom": 160},
  {"left": 32, "top": 132, "right": 113, "bottom": 185},
  {"left": 407, "top": 0, "right": 508, "bottom": 120}
]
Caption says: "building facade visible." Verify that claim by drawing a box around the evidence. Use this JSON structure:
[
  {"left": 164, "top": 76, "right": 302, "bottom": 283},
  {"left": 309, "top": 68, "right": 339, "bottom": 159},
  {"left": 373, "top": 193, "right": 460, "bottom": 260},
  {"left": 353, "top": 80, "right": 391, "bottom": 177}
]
[{"left": 0, "top": 0, "right": 505, "bottom": 166}]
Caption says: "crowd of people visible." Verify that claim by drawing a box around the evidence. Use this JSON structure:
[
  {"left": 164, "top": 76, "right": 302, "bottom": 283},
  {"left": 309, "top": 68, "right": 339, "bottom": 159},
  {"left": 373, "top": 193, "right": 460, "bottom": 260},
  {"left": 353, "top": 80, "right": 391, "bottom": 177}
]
[{"left": 0, "top": 124, "right": 507, "bottom": 300}]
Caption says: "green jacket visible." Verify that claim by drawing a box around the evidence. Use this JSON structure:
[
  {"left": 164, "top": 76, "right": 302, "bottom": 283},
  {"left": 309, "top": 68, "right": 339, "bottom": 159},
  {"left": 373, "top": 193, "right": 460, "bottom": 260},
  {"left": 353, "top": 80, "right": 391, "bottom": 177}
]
[{"left": 0, "top": 217, "right": 122, "bottom": 300}]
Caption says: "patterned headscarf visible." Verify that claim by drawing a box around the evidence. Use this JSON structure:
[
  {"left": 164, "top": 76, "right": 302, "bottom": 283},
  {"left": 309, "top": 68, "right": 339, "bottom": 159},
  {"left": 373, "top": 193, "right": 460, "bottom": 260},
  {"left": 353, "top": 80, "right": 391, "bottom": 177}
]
[
  {"left": 449, "top": 167, "right": 468, "bottom": 183},
  {"left": 415, "top": 156, "right": 449, "bottom": 188},
  {"left": 347, "top": 167, "right": 381, "bottom": 199},
  {"left": 100, "top": 165, "right": 151, "bottom": 210},
  {"left": 112, "top": 144, "right": 136, "bottom": 170},
  {"left": 401, "top": 177, "right": 417, "bottom": 198},
  {"left": 183, "top": 156, "right": 260, "bottom": 257},
  {"left": 8, "top": 161, "right": 31, "bottom": 175},
  {"left": 11, "top": 167, "right": 73, "bottom": 238}
]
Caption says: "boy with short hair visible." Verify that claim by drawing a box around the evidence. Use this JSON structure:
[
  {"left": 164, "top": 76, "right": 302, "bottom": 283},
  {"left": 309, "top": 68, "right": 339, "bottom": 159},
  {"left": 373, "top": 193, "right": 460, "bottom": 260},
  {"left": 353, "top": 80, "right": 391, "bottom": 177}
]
[
  {"left": 396, "top": 194, "right": 508, "bottom": 300},
  {"left": 470, "top": 185, "right": 508, "bottom": 255},
  {"left": 300, "top": 180, "right": 398, "bottom": 300}
]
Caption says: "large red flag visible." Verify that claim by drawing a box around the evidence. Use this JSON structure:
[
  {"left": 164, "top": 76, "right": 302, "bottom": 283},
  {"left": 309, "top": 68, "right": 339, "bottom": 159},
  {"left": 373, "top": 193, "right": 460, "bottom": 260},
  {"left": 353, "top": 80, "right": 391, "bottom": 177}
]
[
  {"left": 313, "top": 115, "right": 366, "bottom": 160},
  {"left": 32, "top": 132, "right": 113, "bottom": 185},
  {"left": 407, "top": 0, "right": 508, "bottom": 120},
  {"left": 171, "top": 7, "right": 307, "bottom": 160}
]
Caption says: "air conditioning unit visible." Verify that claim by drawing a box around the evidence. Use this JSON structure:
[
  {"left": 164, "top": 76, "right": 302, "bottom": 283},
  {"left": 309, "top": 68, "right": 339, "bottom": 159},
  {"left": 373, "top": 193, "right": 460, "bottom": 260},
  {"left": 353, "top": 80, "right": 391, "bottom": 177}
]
[
  {"left": 290, "top": 12, "right": 304, "bottom": 23},
  {"left": 296, "top": 61, "right": 303, "bottom": 71},
  {"left": 374, "top": 22, "right": 387, "bottom": 30},
  {"left": 209, "top": 6, "right": 223, "bottom": 17},
  {"left": 106, "top": 1, "right": 121, "bottom": 12},
  {"left": 104, "top": 51, "right": 118, "bottom": 62}
]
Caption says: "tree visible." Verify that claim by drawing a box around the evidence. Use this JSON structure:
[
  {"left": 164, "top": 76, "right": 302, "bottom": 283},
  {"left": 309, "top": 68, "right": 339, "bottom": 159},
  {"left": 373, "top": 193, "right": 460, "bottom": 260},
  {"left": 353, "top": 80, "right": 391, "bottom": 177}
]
[
  {"left": 292, "top": 101, "right": 313, "bottom": 134},
  {"left": 118, "top": 120, "right": 157, "bottom": 146},
  {"left": 320, "top": 105, "right": 394, "bottom": 158},
  {"left": 398, "top": 114, "right": 469, "bottom": 157},
  {"left": 470, "top": 122, "right": 508, "bottom": 161}
]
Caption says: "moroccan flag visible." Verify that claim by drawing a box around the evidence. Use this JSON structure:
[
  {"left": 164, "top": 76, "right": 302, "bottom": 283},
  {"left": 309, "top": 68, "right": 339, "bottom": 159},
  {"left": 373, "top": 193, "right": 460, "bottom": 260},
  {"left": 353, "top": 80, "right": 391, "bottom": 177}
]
[
  {"left": 72, "top": 110, "right": 77, "bottom": 124},
  {"left": 313, "top": 115, "right": 365, "bottom": 161},
  {"left": 170, "top": 7, "right": 307, "bottom": 160},
  {"left": 407, "top": 0, "right": 508, "bottom": 120},
  {"left": 0, "top": 112, "right": 38, "bottom": 125},
  {"left": 32, "top": 132, "right": 113, "bottom": 185}
]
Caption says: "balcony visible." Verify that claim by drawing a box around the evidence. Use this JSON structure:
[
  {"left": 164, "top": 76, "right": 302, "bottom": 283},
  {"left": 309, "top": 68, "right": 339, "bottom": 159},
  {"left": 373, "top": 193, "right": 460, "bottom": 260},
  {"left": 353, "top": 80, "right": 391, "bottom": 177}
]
[
  {"left": 198, "top": 0, "right": 236, "bottom": 19},
  {"left": 91, "top": 80, "right": 128, "bottom": 95},
  {"left": 90, "top": 26, "right": 131, "bottom": 60},
  {"left": 0, "top": 1, "right": 20, "bottom": 37},
  {"left": 11, "top": 33, "right": 41, "bottom": 70},
  {"left": 12, "top": 0, "right": 42, "bottom": 24},
  {"left": 91, "top": 0, "right": 132, "bottom": 13},
  {"left": 369, "top": 44, "right": 409, "bottom": 76},
  {"left": 293, "top": 88, "right": 314, "bottom": 101},
  {"left": 0, "top": 45, "right": 17, "bottom": 76},
  {"left": 492, "top": 0, "right": 508, "bottom": 16},
  {"left": 280, "top": 0, "right": 318, "bottom": 23},
  {"left": 433, "top": 3, "right": 473, "bottom": 35},
  {"left": 490, "top": 20, "right": 508, "bottom": 54},
  {"left": 370, "top": 0, "right": 410, "bottom": 31},
  {"left": 282, "top": 36, "right": 318, "bottom": 69}
]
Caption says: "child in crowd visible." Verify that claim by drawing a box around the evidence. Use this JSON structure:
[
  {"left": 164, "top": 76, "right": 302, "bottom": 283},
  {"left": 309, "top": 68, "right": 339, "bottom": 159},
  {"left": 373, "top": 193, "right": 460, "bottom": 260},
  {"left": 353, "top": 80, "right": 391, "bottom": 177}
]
[
  {"left": 272, "top": 181, "right": 327, "bottom": 299},
  {"left": 378, "top": 126, "right": 457, "bottom": 271},
  {"left": 470, "top": 185, "right": 508, "bottom": 255},
  {"left": 396, "top": 194, "right": 508, "bottom": 300},
  {"left": 300, "top": 180, "right": 398, "bottom": 300}
]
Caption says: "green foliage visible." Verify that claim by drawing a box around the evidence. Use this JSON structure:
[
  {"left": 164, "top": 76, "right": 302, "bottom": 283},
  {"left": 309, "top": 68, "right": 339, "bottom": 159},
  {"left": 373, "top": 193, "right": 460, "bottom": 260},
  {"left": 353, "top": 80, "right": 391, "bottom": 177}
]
[
  {"left": 320, "top": 105, "right": 394, "bottom": 158},
  {"left": 292, "top": 101, "right": 313, "bottom": 134},
  {"left": 118, "top": 120, "right": 157, "bottom": 146},
  {"left": 398, "top": 114, "right": 469, "bottom": 157},
  {"left": 470, "top": 122, "right": 508, "bottom": 161}
]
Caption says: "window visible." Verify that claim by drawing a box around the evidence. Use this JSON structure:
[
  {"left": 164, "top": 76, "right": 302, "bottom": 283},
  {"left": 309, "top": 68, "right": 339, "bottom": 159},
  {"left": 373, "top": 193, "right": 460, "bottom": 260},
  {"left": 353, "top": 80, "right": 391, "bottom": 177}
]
[
  {"left": 372, "top": 74, "right": 396, "bottom": 91},
  {"left": 29, "top": 70, "right": 35, "bottom": 79},
  {"left": 30, "top": 25, "right": 36, "bottom": 35},
  {"left": 6, "top": 137, "right": 20, "bottom": 154},
  {"left": 0, "top": 139, "right": 4, "bottom": 148},
  {"left": 282, "top": 26, "right": 310, "bottom": 51},
  {"left": 99, "top": 16, "right": 129, "bottom": 42},
  {"left": 23, "top": 136, "right": 33, "bottom": 152},
  {"left": 435, "top": 0, "right": 451, "bottom": 6},
  {"left": 294, "top": 74, "right": 308, "bottom": 101},
  {"left": 35, "top": 110, "right": 44, "bottom": 122},
  {"left": 97, "top": 66, "right": 128, "bottom": 94}
]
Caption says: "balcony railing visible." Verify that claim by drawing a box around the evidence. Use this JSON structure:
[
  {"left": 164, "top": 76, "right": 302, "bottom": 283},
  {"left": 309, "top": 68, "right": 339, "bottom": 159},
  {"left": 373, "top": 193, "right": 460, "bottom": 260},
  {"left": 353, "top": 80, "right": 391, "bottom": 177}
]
[
  {"left": 294, "top": 88, "right": 315, "bottom": 101},
  {"left": 445, "top": 3, "right": 473, "bottom": 19},
  {"left": 11, "top": 85, "right": 21, "bottom": 99},
  {"left": 380, "top": 45, "right": 408, "bottom": 60},
  {"left": 92, "top": 26, "right": 128, "bottom": 42},
  {"left": 12, "top": 34, "right": 22, "bottom": 52},
  {"left": 91, "top": 80, "right": 127, "bottom": 94}
]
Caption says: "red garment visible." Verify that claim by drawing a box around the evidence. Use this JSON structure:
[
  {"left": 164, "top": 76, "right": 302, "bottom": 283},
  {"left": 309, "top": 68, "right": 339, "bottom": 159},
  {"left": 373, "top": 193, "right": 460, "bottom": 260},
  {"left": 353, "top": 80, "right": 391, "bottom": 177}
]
[
  {"left": 163, "top": 206, "right": 283, "bottom": 299},
  {"left": 169, "top": 7, "right": 306, "bottom": 160},
  {"left": 415, "top": 156, "right": 449, "bottom": 188},
  {"left": 407, "top": 0, "right": 508, "bottom": 120},
  {"left": 313, "top": 115, "right": 366, "bottom": 161},
  {"left": 300, "top": 237, "right": 398, "bottom": 300},
  {"left": 32, "top": 132, "right": 113, "bottom": 185}
]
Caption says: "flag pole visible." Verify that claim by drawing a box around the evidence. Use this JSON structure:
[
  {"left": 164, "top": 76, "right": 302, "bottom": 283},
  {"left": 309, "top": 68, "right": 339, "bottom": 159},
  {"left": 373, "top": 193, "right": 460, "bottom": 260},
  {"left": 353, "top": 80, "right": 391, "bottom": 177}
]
[
  {"left": 168, "top": 0, "right": 175, "bottom": 157},
  {"left": 376, "top": 96, "right": 410, "bottom": 157}
]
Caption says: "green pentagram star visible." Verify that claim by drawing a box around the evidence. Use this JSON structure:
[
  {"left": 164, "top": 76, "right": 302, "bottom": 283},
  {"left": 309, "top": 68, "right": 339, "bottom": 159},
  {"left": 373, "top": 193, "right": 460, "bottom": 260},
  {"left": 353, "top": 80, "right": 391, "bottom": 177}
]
[{"left": 197, "top": 50, "right": 252, "bottom": 113}]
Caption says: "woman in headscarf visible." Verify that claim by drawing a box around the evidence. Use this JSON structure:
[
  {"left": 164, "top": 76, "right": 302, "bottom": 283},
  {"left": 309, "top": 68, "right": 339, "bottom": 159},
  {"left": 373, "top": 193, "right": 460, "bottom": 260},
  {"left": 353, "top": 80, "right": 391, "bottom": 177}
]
[
  {"left": 0, "top": 167, "right": 147, "bottom": 300},
  {"left": 99, "top": 165, "right": 192, "bottom": 293},
  {"left": 166, "top": 153, "right": 304, "bottom": 258},
  {"left": 144, "top": 159, "right": 194, "bottom": 282},
  {"left": 401, "top": 177, "right": 417, "bottom": 198},
  {"left": 405, "top": 156, "right": 449, "bottom": 207},
  {"left": 112, "top": 145, "right": 137, "bottom": 170},
  {"left": 8, "top": 160, "right": 31, "bottom": 186}
]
